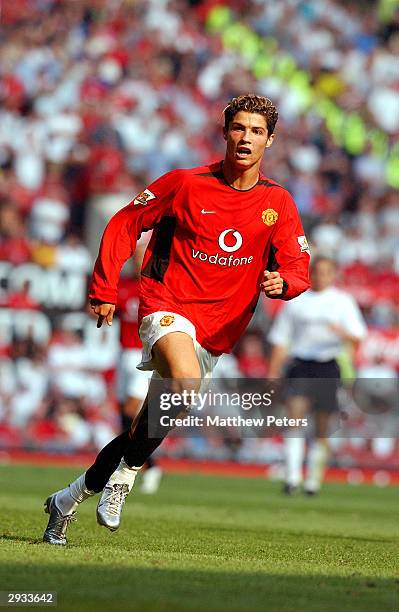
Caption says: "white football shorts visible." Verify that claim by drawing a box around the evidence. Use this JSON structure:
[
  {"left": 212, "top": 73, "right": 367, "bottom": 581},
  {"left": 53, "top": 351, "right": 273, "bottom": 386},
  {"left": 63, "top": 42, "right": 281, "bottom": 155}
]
[
  {"left": 117, "top": 348, "right": 152, "bottom": 401},
  {"left": 137, "top": 311, "right": 219, "bottom": 381}
]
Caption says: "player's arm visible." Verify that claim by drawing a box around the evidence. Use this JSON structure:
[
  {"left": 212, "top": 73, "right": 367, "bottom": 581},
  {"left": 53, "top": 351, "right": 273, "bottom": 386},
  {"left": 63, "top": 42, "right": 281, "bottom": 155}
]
[
  {"left": 89, "top": 170, "right": 183, "bottom": 325},
  {"left": 267, "top": 305, "right": 293, "bottom": 377},
  {"left": 268, "top": 343, "right": 289, "bottom": 378},
  {"left": 261, "top": 192, "right": 310, "bottom": 300},
  {"left": 328, "top": 324, "right": 363, "bottom": 348}
]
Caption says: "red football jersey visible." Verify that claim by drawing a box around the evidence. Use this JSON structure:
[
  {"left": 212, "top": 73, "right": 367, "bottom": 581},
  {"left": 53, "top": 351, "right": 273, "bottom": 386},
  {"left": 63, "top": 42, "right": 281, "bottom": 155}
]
[
  {"left": 90, "top": 162, "right": 310, "bottom": 355},
  {"left": 116, "top": 278, "right": 141, "bottom": 349}
]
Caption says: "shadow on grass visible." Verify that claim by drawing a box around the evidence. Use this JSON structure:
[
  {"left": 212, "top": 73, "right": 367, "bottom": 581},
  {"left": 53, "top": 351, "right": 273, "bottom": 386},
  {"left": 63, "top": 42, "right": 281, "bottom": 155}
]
[
  {"left": 0, "top": 534, "right": 42, "bottom": 544},
  {"left": 0, "top": 562, "right": 398, "bottom": 612}
]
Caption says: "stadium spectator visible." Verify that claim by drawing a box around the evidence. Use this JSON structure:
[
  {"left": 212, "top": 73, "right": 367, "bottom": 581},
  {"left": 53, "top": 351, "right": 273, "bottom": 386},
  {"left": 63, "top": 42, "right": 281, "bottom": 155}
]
[
  {"left": 55, "top": 233, "right": 92, "bottom": 273},
  {"left": 0, "top": 201, "right": 31, "bottom": 264}
]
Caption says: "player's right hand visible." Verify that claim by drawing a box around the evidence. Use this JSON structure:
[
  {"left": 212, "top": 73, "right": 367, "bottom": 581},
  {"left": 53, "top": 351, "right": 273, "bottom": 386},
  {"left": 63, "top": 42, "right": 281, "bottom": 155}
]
[{"left": 90, "top": 301, "right": 115, "bottom": 327}]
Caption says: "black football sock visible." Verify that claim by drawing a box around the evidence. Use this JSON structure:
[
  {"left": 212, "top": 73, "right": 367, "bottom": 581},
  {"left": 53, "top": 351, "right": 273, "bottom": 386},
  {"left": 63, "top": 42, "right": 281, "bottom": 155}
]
[
  {"left": 123, "top": 401, "right": 165, "bottom": 468},
  {"left": 121, "top": 412, "right": 155, "bottom": 469},
  {"left": 85, "top": 430, "right": 131, "bottom": 493}
]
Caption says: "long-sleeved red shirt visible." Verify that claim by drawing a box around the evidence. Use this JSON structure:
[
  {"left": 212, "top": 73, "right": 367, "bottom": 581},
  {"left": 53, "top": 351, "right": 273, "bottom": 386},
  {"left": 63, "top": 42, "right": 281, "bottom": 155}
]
[{"left": 90, "top": 161, "right": 310, "bottom": 355}]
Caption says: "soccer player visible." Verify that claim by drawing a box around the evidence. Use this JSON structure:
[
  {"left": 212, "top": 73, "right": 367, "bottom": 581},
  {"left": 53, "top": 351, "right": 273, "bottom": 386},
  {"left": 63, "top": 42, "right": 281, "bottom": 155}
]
[
  {"left": 117, "top": 245, "right": 162, "bottom": 494},
  {"left": 43, "top": 94, "right": 310, "bottom": 545},
  {"left": 268, "top": 255, "right": 367, "bottom": 495}
]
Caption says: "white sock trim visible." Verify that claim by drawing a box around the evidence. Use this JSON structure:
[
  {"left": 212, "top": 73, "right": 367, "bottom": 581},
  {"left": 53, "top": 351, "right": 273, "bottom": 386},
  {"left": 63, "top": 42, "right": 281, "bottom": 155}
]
[{"left": 107, "top": 459, "right": 140, "bottom": 491}]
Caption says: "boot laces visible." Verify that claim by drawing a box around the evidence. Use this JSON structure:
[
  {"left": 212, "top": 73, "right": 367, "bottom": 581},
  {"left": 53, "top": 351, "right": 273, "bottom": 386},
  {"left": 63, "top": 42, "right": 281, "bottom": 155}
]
[{"left": 107, "top": 484, "right": 129, "bottom": 516}]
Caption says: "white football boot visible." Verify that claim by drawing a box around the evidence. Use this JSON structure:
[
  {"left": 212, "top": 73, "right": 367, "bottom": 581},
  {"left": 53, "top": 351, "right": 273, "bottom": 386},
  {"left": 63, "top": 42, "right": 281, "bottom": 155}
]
[{"left": 96, "top": 460, "right": 139, "bottom": 531}]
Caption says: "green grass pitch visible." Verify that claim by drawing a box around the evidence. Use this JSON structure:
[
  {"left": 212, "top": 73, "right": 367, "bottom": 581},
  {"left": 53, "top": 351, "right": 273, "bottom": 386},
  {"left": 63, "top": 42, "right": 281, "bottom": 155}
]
[{"left": 0, "top": 464, "right": 398, "bottom": 611}]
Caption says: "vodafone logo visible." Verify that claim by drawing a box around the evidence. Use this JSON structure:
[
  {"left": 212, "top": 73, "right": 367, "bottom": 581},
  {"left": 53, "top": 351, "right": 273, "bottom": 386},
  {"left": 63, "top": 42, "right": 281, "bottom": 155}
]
[
  {"left": 191, "top": 228, "right": 252, "bottom": 267},
  {"left": 218, "top": 229, "right": 243, "bottom": 253}
]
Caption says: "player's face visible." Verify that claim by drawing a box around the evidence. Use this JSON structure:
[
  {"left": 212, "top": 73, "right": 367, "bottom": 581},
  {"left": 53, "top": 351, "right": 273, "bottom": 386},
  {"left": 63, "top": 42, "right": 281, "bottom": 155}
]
[
  {"left": 223, "top": 111, "right": 274, "bottom": 169},
  {"left": 311, "top": 260, "right": 336, "bottom": 291}
]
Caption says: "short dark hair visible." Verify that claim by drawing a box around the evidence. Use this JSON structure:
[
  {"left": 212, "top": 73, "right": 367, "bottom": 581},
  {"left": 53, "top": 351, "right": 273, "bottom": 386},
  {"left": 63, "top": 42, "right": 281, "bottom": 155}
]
[{"left": 223, "top": 94, "right": 278, "bottom": 135}]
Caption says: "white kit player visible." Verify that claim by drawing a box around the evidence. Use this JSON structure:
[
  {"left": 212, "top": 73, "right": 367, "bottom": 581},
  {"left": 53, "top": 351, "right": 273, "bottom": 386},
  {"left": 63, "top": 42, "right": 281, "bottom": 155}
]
[{"left": 268, "top": 255, "right": 367, "bottom": 495}]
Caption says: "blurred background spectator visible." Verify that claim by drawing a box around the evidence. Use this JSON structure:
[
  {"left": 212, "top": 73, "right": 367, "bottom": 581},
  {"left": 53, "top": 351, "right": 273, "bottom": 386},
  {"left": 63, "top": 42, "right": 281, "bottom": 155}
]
[{"left": 0, "top": 0, "right": 398, "bottom": 476}]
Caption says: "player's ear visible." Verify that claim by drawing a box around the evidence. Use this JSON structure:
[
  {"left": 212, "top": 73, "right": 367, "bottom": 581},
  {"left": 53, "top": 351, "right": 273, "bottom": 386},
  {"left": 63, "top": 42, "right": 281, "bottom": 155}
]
[
  {"left": 265, "top": 133, "right": 275, "bottom": 149},
  {"left": 222, "top": 126, "right": 227, "bottom": 141}
]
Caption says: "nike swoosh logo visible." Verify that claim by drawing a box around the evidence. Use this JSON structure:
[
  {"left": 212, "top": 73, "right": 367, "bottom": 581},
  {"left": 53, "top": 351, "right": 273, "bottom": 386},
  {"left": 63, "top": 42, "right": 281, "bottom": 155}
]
[{"left": 201, "top": 209, "right": 216, "bottom": 214}]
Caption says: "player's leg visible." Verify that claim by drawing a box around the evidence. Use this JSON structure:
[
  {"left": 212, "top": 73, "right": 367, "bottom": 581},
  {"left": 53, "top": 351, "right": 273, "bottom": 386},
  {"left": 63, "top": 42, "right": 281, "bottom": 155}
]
[
  {"left": 304, "top": 412, "right": 329, "bottom": 495},
  {"left": 43, "top": 429, "right": 132, "bottom": 545},
  {"left": 43, "top": 316, "right": 203, "bottom": 543},
  {"left": 304, "top": 368, "right": 339, "bottom": 495},
  {"left": 140, "top": 455, "right": 163, "bottom": 494},
  {"left": 96, "top": 331, "right": 202, "bottom": 530},
  {"left": 118, "top": 331, "right": 201, "bottom": 467},
  {"left": 283, "top": 395, "right": 310, "bottom": 494},
  {"left": 44, "top": 343, "right": 154, "bottom": 544},
  {"left": 43, "top": 333, "right": 197, "bottom": 545},
  {"left": 120, "top": 396, "right": 163, "bottom": 493},
  {"left": 43, "top": 374, "right": 151, "bottom": 544},
  {"left": 122, "top": 354, "right": 163, "bottom": 494}
]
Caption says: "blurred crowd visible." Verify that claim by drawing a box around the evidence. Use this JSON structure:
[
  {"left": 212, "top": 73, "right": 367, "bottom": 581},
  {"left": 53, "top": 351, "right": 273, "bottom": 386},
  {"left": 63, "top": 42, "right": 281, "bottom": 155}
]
[{"left": 0, "top": 0, "right": 398, "bottom": 463}]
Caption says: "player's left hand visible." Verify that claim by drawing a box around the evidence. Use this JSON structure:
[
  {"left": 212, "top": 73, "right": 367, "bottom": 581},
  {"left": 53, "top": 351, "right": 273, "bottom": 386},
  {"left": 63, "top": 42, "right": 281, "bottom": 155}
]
[{"left": 261, "top": 270, "right": 284, "bottom": 297}]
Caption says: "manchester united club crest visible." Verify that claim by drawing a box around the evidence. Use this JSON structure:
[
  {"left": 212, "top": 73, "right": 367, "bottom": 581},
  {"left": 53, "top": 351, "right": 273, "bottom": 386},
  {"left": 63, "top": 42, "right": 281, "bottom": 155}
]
[
  {"left": 262, "top": 208, "right": 278, "bottom": 226},
  {"left": 133, "top": 189, "right": 156, "bottom": 206},
  {"left": 160, "top": 315, "right": 175, "bottom": 327}
]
